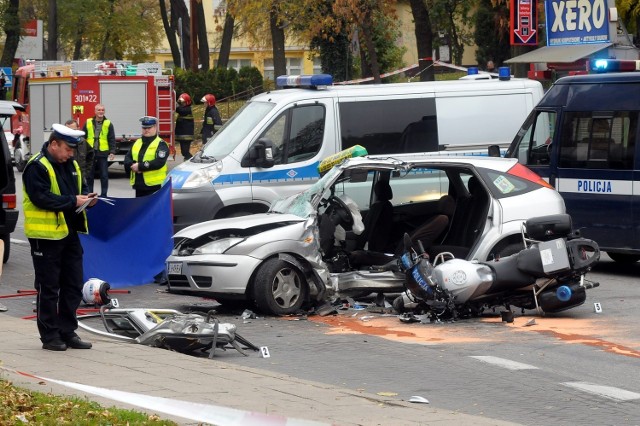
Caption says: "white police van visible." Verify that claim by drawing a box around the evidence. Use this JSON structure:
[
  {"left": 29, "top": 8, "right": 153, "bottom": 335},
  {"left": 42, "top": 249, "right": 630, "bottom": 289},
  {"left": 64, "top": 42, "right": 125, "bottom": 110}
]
[
  {"left": 506, "top": 59, "right": 640, "bottom": 263},
  {"left": 169, "top": 73, "right": 543, "bottom": 231}
]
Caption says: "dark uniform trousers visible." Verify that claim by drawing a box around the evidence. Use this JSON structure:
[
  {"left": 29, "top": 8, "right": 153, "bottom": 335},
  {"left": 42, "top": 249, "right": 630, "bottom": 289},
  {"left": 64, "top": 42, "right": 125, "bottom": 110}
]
[{"left": 30, "top": 232, "right": 84, "bottom": 343}]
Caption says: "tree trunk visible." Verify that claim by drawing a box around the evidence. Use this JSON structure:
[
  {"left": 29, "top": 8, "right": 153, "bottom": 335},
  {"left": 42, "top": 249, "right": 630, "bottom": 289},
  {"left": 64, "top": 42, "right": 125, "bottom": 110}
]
[
  {"left": 360, "top": 9, "right": 381, "bottom": 84},
  {"left": 270, "top": 4, "right": 287, "bottom": 78},
  {"left": 0, "top": 0, "right": 20, "bottom": 67},
  {"left": 171, "top": 0, "right": 191, "bottom": 69},
  {"left": 99, "top": 0, "right": 117, "bottom": 59},
  {"left": 46, "top": 0, "right": 57, "bottom": 60},
  {"left": 72, "top": 25, "right": 83, "bottom": 60},
  {"left": 160, "top": 0, "right": 182, "bottom": 67},
  {"left": 196, "top": 0, "right": 209, "bottom": 70},
  {"left": 409, "top": 0, "right": 435, "bottom": 82},
  {"left": 217, "top": 13, "right": 235, "bottom": 69}
]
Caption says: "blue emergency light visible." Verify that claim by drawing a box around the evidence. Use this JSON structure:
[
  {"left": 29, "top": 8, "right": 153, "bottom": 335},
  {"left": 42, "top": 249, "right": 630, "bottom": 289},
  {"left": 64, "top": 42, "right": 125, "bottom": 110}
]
[
  {"left": 498, "top": 66, "right": 511, "bottom": 81},
  {"left": 276, "top": 74, "right": 333, "bottom": 89},
  {"left": 467, "top": 67, "right": 479, "bottom": 75},
  {"left": 591, "top": 59, "right": 640, "bottom": 73}
]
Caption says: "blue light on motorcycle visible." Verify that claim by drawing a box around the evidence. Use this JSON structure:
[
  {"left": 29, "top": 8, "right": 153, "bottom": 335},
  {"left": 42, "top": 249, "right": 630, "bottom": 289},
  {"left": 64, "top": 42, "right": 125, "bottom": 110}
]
[
  {"left": 401, "top": 253, "right": 412, "bottom": 269},
  {"left": 556, "top": 285, "right": 572, "bottom": 302}
]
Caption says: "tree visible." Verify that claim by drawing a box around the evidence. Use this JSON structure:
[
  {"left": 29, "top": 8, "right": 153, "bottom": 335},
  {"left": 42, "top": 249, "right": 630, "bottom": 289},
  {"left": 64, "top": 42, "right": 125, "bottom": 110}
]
[
  {"left": 409, "top": 0, "right": 435, "bottom": 81},
  {"left": 217, "top": 12, "right": 235, "bottom": 69},
  {"left": 429, "top": 0, "right": 474, "bottom": 66},
  {"left": 195, "top": 0, "right": 210, "bottom": 70},
  {"left": 0, "top": 0, "right": 20, "bottom": 67},
  {"left": 269, "top": 1, "right": 286, "bottom": 78},
  {"left": 46, "top": 0, "right": 56, "bottom": 59},
  {"left": 474, "top": 0, "right": 510, "bottom": 68},
  {"left": 159, "top": 0, "right": 182, "bottom": 67}
]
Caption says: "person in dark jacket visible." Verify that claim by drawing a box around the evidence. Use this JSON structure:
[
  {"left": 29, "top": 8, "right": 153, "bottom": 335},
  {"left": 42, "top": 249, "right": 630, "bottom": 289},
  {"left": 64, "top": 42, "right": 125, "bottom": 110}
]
[
  {"left": 200, "top": 93, "right": 222, "bottom": 141},
  {"left": 65, "top": 119, "right": 93, "bottom": 182},
  {"left": 175, "top": 93, "right": 195, "bottom": 161},
  {"left": 124, "top": 116, "right": 170, "bottom": 197},
  {"left": 22, "top": 123, "right": 97, "bottom": 351}
]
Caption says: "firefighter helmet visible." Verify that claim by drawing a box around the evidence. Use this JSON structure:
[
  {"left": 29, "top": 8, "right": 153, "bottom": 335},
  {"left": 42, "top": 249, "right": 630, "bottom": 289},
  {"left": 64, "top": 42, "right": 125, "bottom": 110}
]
[
  {"left": 178, "top": 93, "right": 192, "bottom": 106},
  {"left": 201, "top": 94, "right": 216, "bottom": 107}
]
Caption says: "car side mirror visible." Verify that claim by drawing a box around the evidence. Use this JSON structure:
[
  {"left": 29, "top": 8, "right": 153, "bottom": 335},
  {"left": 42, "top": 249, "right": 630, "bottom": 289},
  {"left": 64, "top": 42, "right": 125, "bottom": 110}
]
[
  {"left": 488, "top": 145, "right": 501, "bottom": 157},
  {"left": 242, "top": 138, "right": 275, "bottom": 168}
]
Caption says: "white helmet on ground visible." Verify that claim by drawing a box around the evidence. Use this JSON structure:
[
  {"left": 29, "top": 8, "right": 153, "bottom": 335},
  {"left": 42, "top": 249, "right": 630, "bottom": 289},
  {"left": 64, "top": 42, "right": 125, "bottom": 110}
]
[{"left": 82, "top": 278, "right": 111, "bottom": 305}]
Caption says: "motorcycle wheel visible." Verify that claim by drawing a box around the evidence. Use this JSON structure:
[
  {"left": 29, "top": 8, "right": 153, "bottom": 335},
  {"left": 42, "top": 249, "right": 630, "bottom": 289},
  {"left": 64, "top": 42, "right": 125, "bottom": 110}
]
[{"left": 253, "top": 258, "right": 308, "bottom": 316}]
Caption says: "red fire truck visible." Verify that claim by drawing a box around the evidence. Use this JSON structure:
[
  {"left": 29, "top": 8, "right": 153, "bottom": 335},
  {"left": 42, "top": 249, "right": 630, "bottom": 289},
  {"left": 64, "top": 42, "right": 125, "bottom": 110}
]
[{"left": 11, "top": 60, "right": 175, "bottom": 170}]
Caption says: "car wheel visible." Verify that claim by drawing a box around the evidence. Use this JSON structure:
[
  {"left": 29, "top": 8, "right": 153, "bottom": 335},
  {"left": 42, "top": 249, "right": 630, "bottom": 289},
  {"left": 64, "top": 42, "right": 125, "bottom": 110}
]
[
  {"left": 607, "top": 252, "right": 640, "bottom": 263},
  {"left": 253, "top": 258, "right": 308, "bottom": 316},
  {"left": 0, "top": 233, "right": 10, "bottom": 263}
]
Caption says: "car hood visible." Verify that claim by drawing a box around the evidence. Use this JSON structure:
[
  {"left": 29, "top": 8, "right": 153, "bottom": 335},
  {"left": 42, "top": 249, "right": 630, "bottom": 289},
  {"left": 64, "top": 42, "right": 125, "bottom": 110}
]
[{"left": 174, "top": 213, "right": 306, "bottom": 239}]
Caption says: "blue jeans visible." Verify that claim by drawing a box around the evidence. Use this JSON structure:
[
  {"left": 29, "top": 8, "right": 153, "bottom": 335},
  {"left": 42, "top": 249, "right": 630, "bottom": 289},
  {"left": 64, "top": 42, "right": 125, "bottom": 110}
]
[{"left": 88, "top": 156, "right": 109, "bottom": 196}]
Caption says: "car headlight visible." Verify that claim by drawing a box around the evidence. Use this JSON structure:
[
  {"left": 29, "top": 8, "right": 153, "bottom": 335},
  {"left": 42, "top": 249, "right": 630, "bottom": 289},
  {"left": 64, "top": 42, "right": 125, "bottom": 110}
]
[
  {"left": 182, "top": 162, "right": 223, "bottom": 189},
  {"left": 193, "top": 237, "right": 244, "bottom": 255}
]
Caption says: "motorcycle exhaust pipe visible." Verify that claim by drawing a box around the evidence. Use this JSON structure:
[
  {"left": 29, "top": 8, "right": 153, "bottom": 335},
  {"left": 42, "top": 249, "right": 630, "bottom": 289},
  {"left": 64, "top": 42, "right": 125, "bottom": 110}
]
[{"left": 538, "top": 282, "right": 586, "bottom": 313}]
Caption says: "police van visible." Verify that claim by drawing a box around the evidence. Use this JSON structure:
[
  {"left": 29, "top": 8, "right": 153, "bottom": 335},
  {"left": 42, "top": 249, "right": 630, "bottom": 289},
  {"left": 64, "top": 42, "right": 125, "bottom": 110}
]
[
  {"left": 169, "top": 73, "right": 543, "bottom": 231},
  {"left": 505, "top": 60, "right": 640, "bottom": 263}
]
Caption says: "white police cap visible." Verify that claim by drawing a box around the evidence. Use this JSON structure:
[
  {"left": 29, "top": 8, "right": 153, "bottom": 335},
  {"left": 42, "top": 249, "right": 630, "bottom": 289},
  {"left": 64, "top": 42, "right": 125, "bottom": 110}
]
[
  {"left": 140, "top": 116, "right": 158, "bottom": 128},
  {"left": 51, "top": 123, "right": 85, "bottom": 147}
]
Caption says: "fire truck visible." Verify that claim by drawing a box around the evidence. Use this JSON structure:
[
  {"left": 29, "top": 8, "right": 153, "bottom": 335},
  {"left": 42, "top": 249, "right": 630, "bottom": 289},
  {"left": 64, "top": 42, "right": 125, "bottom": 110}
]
[{"left": 11, "top": 60, "right": 175, "bottom": 170}]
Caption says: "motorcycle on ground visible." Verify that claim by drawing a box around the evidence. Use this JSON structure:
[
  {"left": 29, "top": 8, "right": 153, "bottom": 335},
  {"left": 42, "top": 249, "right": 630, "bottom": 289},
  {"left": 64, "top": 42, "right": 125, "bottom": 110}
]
[{"left": 392, "top": 214, "right": 600, "bottom": 322}]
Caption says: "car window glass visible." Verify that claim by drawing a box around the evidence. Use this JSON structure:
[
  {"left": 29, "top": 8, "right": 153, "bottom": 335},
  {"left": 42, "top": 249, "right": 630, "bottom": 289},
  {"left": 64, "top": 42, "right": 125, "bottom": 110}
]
[
  {"left": 334, "top": 171, "right": 375, "bottom": 210},
  {"left": 287, "top": 105, "right": 325, "bottom": 163},
  {"left": 559, "top": 111, "right": 637, "bottom": 170},
  {"left": 339, "top": 98, "right": 437, "bottom": 155},
  {"left": 513, "top": 111, "right": 555, "bottom": 166},
  {"left": 259, "top": 104, "right": 325, "bottom": 165},
  {"left": 389, "top": 167, "right": 448, "bottom": 206},
  {"left": 481, "top": 170, "right": 532, "bottom": 197}
]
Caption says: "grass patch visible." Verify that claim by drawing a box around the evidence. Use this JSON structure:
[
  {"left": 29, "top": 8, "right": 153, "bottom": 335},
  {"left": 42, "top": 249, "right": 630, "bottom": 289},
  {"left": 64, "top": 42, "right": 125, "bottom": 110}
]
[{"left": 0, "top": 379, "right": 177, "bottom": 425}]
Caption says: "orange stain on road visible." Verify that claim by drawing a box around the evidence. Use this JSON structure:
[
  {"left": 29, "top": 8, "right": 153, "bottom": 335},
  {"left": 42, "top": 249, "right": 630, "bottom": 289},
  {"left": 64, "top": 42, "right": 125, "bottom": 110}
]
[{"left": 308, "top": 313, "right": 640, "bottom": 358}]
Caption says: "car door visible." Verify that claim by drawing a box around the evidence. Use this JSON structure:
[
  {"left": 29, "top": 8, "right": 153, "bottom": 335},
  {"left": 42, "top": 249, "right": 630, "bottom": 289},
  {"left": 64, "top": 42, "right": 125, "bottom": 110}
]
[
  {"left": 250, "top": 101, "right": 333, "bottom": 205},
  {"left": 554, "top": 111, "right": 637, "bottom": 250}
]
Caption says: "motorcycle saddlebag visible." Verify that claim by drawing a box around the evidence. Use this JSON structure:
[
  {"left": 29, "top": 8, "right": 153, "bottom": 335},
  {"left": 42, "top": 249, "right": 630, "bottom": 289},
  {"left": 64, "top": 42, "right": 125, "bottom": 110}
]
[{"left": 525, "top": 214, "right": 572, "bottom": 241}]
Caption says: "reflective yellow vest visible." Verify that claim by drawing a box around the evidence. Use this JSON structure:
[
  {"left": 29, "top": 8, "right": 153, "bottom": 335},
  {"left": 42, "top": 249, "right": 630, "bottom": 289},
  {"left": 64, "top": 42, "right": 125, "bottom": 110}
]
[
  {"left": 130, "top": 136, "right": 167, "bottom": 186},
  {"left": 23, "top": 155, "right": 88, "bottom": 239},
  {"left": 86, "top": 118, "right": 111, "bottom": 151}
]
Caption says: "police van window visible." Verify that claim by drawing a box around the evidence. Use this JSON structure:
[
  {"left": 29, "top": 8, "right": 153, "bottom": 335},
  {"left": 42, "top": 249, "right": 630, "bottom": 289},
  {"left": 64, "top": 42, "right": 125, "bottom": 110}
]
[
  {"left": 339, "top": 98, "right": 437, "bottom": 155},
  {"left": 259, "top": 104, "right": 325, "bottom": 165},
  {"left": 512, "top": 111, "right": 556, "bottom": 166},
  {"left": 558, "top": 112, "right": 637, "bottom": 170}
]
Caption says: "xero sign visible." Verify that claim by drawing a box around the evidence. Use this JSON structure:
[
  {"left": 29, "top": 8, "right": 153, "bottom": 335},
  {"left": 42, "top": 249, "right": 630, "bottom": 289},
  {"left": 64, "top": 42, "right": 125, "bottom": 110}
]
[{"left": 545, "top": 0, "right": 610, "bottom": 45}]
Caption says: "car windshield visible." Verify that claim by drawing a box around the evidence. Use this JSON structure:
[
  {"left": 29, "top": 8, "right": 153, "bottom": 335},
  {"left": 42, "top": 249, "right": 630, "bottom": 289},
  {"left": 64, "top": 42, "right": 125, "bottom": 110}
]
[
  {"left": 269, "top": 166, "right": 343, "bottom": 218},
  {"left": 200, "top": 101, "right": 275, "bottom": 160}
]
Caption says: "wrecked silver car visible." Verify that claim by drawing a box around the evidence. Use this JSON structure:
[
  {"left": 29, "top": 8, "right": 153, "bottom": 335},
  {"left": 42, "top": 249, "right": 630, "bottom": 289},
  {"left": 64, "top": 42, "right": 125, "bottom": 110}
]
[{"left": 166, "top": 154, "right": 565, "bottom": 315}]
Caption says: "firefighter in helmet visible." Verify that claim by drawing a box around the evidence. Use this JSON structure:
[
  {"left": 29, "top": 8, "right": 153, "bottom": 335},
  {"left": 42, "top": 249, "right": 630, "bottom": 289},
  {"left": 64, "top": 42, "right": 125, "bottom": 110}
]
[
  {"left": 175, "top": 93, "right": 194, "bottom": 161},
  {"left": 201, "top": 94, "right": 222, "bottom": 142}
]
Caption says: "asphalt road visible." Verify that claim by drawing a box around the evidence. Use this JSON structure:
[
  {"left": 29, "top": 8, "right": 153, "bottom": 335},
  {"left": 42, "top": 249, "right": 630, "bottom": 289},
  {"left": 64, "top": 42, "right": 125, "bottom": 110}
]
[{"left": 2, "top": 162, "right": 639, "bottom": 425}]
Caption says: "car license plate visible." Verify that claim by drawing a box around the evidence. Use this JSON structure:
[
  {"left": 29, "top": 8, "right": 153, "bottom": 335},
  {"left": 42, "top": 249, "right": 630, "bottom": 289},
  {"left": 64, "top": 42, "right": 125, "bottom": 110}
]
[{"left": 167, "top": 262, "right": 182, "bottom": 275}]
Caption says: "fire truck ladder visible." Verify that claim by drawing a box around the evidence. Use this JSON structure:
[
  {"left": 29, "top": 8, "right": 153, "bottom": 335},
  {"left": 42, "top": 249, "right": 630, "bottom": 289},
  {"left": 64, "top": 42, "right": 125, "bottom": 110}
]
[{"left": 155, "top": 81, "right": 175, "bottom": 157}]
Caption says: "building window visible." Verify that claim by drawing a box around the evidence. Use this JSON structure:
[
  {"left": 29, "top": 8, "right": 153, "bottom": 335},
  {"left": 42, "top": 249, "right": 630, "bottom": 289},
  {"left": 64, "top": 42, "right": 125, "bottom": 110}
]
[
  {"left": 213, "top": 59, "right": 252, "bottom": 71},
  {"left": 313, "top": 57, "right": 322, "bottom": 74},
  {"left": 264, "top": 57, "right": 304, "bottom": 80}
]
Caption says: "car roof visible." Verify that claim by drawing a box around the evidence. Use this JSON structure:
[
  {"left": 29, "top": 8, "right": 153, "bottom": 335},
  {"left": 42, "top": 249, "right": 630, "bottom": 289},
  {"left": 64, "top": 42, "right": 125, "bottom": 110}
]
[
  {"left": 0, "top": 100, "right": 24, "bottom": 117},
  {"left": 341, "top": 153, "right": 518, "bottom": 172}
]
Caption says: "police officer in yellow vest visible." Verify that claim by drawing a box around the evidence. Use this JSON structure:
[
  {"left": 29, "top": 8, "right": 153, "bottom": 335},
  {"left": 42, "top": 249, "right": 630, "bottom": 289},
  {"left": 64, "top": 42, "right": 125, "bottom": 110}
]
[
  {"left": 22, "top": 123, "right": 98, "bottom": 351},
  {"left": 124, "top": 116, "right": 169, "bottom": 197},
  {"left": 82, "top": 104, "right": 115, "bottom": 197}
]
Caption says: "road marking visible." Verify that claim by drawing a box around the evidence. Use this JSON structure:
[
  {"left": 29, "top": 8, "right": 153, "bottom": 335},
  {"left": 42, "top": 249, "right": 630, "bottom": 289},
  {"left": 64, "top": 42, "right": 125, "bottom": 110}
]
[
  {"left": 11, "top": 238, "right": 27, "bottom": 244},
  {"left": 469, "top": 356, "right": 539, "bottom": 371},
  {"left": 563, "top": 382, "right": 640, "bottom": 401}
]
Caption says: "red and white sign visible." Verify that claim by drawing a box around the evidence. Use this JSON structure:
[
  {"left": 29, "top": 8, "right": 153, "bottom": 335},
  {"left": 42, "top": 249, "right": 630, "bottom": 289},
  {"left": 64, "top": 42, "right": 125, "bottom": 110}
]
[{"left": 511, "top": 0, "right": 538, "bottom": 46}]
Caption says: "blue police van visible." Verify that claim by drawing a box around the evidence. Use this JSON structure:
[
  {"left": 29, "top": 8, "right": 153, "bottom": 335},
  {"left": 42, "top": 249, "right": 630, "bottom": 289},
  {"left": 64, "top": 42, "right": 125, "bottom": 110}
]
[{"left": 505, "top": 60, "right": 640, "bottom": 263}]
